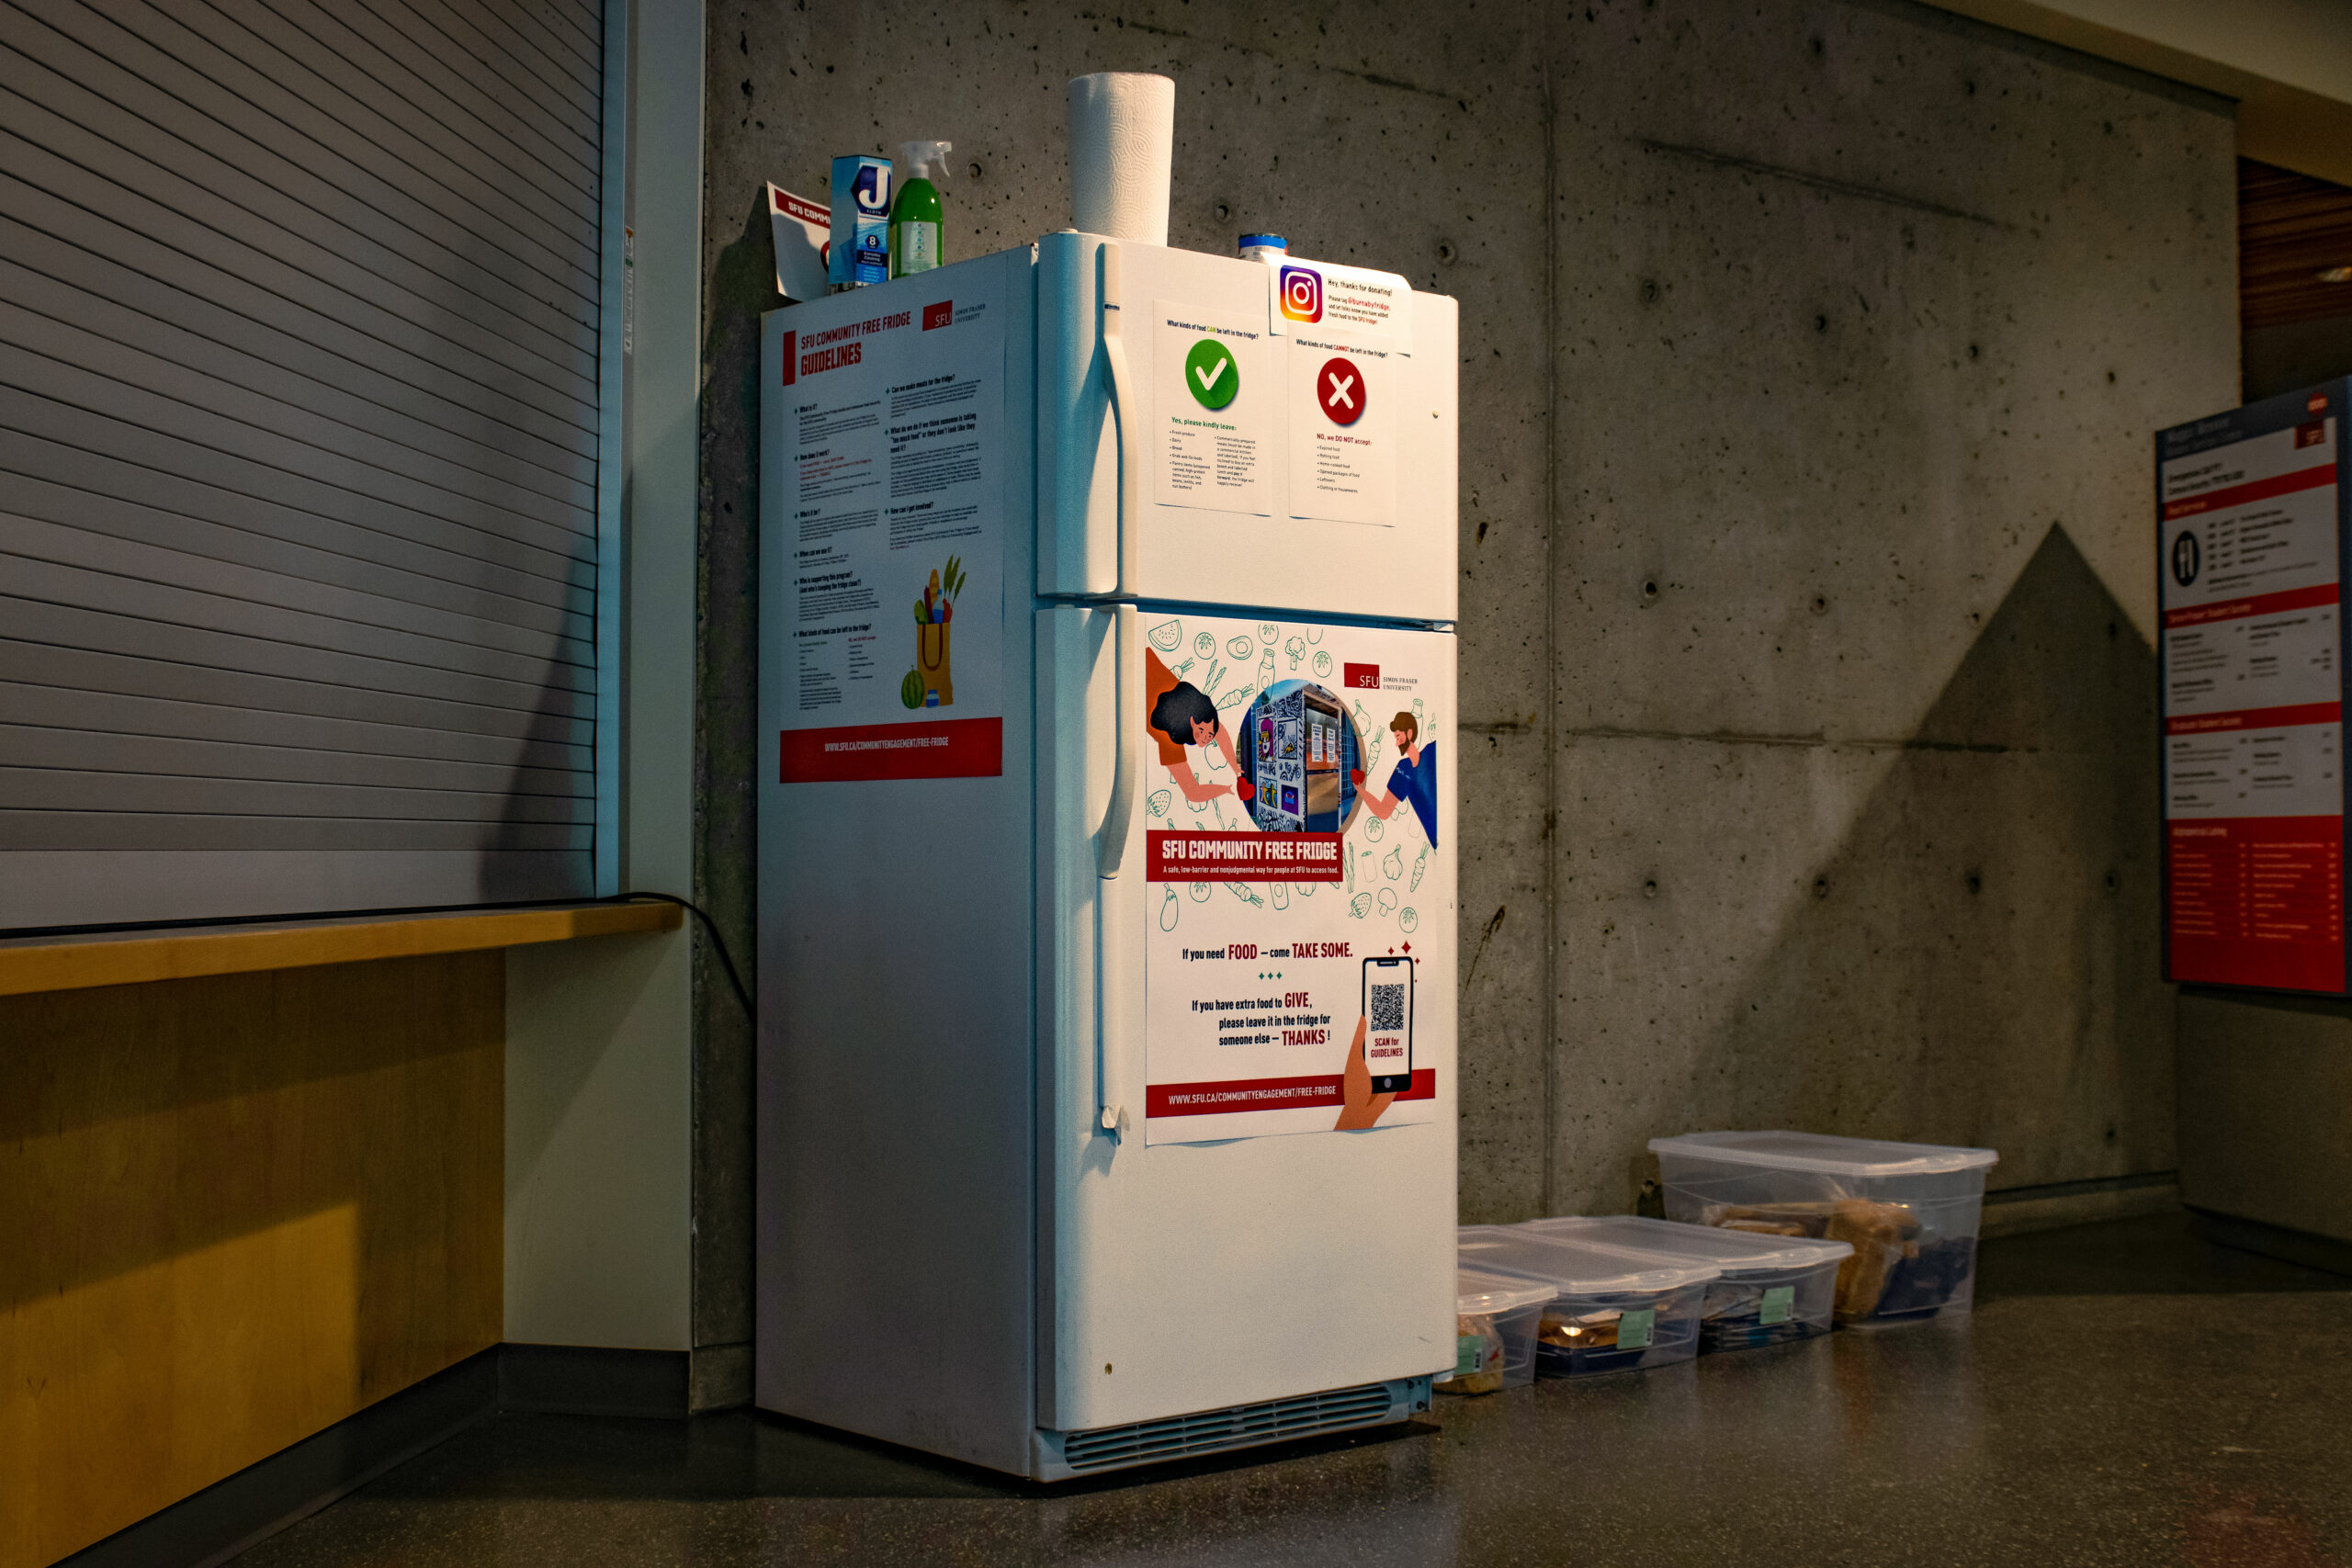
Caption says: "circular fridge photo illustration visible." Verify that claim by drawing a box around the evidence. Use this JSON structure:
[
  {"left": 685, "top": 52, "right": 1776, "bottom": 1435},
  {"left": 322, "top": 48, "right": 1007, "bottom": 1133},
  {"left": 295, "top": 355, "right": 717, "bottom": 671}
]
[{"left": 1238, "top": 681, "right": 1365, "bottom": 835}]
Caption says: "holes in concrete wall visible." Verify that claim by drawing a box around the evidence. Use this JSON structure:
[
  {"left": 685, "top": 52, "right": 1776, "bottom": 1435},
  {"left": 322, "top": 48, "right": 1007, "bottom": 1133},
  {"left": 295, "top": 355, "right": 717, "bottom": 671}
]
[
  {"left": 1640, "top": 278, "right": 1660, "bottom": 305},
  {"left": 1214, "top": 200, "right": 1230, "bottom": 221},
  {"left": 1642, "top": 878, "right": 1659, "bottom": 898},
  {"left": 1813, "top": 876, "right": 1830, "bottom": 898},
  {"left": 1965, "top": 872, "right": 1984, "bottom": 896},
  {"left": 1641, "top": 579, "right": 1660, "bottom": 604},
  {"left": 1810, "top": 594, "right": 1828, "bottom": 615},
  {"left": 1437, "top": 241, "right": 1456, "bottom": 265}
]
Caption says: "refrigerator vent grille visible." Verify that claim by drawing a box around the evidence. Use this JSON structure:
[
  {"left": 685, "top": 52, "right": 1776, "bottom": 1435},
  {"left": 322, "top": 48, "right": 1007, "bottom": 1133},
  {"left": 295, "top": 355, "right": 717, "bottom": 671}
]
[{"left": 1058, "top": 1382, "right": 1397, "bottom": 1471}]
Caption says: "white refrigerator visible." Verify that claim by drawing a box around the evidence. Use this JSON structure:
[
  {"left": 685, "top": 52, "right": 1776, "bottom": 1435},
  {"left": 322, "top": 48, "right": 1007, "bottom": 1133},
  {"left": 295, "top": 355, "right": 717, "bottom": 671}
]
[{"left": 757, "top": 231, "right": 1459, "bottom": 1480}]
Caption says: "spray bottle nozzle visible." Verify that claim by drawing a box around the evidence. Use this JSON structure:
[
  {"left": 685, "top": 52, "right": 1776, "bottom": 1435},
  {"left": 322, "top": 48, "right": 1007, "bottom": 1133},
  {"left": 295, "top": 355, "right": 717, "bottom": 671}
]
[{"left": 900, "top": 141, "right": 954, "bottom": 184}]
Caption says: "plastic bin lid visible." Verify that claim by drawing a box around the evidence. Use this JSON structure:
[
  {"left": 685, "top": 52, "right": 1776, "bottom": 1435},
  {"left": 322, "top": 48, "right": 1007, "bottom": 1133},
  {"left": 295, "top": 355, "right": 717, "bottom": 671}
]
[
  {"left": 1458, "top": 1225, "right": 1720, "bottom": 1295},
  {"left": 1646, "top": 1130, "right": 2000, "bottom": 1177},
  {"left": 1456, "top": 1265, "right": 1556, "bottom": 1315},
  {"left": 1517, "top": 1214, "right": 1851, "bottom": 1274}
]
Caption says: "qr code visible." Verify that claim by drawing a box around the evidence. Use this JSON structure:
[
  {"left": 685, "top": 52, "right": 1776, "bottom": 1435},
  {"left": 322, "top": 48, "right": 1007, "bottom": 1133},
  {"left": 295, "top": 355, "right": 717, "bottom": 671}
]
[{"left": 1369, "top": 982, "right": 1406, "bottom": 1032}]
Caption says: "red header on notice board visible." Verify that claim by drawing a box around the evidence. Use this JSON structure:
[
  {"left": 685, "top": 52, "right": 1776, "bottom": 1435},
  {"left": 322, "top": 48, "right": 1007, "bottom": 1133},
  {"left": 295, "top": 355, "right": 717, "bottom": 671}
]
[
  {"left": 2162, "top": 462, "right": 2335, "bottom": 521},
  {"left": 2161, "top": 581, "right": 2341, "bottom": 630},
  {"left": 2164, "top": 701, "right": 2342, "bottom": 736},
  {"left": 1147, "top": 1068, "right": 1436, "bottom": 1118},
  {"left": 780, "top": 717, "right": 1001, "bottom": 783},
  {"left": 1147, "top": 830, "right": 1343, "bottom": 882}
]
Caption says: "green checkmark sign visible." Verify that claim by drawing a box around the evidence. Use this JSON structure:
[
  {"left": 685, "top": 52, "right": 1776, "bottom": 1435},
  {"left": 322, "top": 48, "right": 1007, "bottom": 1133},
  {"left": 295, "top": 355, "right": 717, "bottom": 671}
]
[{"left": 1184, "top": 337, "right": 1238, "bottom": 410}]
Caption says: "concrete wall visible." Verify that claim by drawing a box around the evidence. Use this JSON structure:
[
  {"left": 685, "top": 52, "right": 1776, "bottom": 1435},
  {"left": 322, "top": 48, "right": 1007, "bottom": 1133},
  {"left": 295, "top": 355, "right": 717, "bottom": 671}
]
[
  {"left": 1933, "top": 0, "right": 2352, "bottom": 184},
  {"left": 696, "top": 0, "right": 2236, "bottom": 1351},
  {"left": 2177, "top": 992, "right": 2352, "bottom": 1245}
]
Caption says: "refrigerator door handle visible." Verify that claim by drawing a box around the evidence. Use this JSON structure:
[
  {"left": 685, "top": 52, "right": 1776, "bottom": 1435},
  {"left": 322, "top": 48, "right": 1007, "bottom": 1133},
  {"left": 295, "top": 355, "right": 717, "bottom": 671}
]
[
  {"left": 1098, "top": 243, "right": 1141, "bottom": 597},
  {"left": 1096, "top": 604, "right": 1140, "bottom": 879},
  {"left": 1096, "top": 604, "right": 1140, "bottom": 1135}
]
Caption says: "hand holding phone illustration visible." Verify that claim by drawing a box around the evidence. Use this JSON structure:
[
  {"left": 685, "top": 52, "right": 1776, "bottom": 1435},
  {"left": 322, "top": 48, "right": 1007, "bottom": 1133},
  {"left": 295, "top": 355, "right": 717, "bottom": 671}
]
[{"left": 1333, "top": 1015, "right": 1396, "bottom": 1132}]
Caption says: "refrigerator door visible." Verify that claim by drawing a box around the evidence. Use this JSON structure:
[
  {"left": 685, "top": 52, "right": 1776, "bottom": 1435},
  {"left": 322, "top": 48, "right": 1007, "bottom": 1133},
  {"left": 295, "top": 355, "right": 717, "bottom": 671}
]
[
  {"left": 1037, "top": 232, "right": 1457, "bottom": 622},
  {"left": 1037, "top": 604, "right": 1456, "bottom": 1439}
]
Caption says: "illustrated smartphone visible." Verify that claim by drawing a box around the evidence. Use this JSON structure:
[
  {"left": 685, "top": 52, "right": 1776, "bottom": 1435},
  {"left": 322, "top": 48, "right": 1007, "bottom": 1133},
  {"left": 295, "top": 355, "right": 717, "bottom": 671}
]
[{"left": 1361, "top": 955, "right": 1414, "bottom": 1095}]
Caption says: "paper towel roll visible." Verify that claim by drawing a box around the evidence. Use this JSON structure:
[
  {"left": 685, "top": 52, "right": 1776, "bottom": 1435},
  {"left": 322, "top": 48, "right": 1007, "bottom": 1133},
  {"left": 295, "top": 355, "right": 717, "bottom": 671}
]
[{"left": 1068, "top": 73, "right": 1174, "bottom": 244}]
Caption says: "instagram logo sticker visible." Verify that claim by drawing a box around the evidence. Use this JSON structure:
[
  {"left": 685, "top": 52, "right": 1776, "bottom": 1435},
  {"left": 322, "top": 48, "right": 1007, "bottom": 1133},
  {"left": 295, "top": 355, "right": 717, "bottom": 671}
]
[{"left": 1279, "top": 265, "right": 1323, "bottom": 323}]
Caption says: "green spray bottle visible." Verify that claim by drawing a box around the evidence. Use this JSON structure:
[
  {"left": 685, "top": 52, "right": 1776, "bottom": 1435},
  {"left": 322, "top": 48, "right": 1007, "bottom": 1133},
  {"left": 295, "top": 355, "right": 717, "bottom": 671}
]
[{"left": 889, "top": 141, "right": 952, "bottom": 277}]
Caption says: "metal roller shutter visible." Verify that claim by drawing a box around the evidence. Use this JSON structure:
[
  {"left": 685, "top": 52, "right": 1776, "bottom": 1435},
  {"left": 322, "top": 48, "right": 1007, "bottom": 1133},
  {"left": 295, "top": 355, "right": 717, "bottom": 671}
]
[{"left": 0, "top": 0, "right": 607, "bottom": 928}]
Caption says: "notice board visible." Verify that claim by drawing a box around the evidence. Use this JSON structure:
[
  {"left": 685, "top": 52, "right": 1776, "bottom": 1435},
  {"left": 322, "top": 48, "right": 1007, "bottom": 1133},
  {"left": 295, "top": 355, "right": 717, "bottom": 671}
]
[{"left": 2158, "top": 380, "right": 2349, "bottom": 992}]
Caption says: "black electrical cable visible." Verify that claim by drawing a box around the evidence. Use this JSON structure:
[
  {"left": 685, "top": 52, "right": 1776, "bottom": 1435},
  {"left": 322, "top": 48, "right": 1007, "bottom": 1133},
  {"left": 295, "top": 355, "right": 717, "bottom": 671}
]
[{"left": 608, "top": 892, "right": 755, "bottom": 1021}]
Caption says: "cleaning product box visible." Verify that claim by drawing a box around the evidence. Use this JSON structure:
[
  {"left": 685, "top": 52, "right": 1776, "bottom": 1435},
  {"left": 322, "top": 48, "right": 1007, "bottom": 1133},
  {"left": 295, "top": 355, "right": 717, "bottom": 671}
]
[{"left": 828, "top": 155, "right": 892, "bottom": 289}]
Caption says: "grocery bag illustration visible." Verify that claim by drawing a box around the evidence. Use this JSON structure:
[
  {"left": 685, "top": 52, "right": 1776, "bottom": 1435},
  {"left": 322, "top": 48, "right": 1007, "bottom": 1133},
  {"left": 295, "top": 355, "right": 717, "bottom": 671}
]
[
  {"left": 916, "top": 621, "right": 954, "bottom": 705},
  {"left": 902, "top": 557, "right": 966, "bottom": 708}
]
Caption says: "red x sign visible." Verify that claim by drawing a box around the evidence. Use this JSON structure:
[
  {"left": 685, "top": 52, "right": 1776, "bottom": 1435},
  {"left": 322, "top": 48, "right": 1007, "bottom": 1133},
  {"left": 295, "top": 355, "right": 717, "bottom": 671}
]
[{"left": 1317, "top": 356, "right": 1365, "bottom": 426}]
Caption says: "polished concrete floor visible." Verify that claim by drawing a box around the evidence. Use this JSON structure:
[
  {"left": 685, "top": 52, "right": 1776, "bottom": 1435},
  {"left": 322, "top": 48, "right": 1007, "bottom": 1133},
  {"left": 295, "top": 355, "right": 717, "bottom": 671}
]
[{"left": 241, "top": 1213, "right": 2352, "bottom": 1567}]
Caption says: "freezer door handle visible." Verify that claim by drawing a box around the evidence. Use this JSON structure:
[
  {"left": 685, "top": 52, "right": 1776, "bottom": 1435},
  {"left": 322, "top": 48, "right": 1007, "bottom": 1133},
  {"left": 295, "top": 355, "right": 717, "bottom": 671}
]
[{"left": 1098, "top": 243, "right": 1141, "bottom": 598}]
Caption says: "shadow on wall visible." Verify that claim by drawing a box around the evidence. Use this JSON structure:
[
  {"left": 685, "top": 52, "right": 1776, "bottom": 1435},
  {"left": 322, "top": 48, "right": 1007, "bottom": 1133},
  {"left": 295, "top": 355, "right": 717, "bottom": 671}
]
[
  {"left": 688, "top": 190, "right": 786, "bottom": 1370},
  {"left": 1688, "top": 525, "right": 2168, "bottom": 1187}
]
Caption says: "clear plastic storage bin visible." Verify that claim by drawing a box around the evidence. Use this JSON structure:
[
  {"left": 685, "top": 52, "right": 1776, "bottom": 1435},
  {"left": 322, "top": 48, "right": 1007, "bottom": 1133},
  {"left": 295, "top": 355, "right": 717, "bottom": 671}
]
[
  {"left": 1647, "top": 1131, "right": 1999, "bottom": 1325},
  {"left": 1512, "top": 1215, "right": 1852, "bottom": 1351},
  {"left": 1456, "top": 1225, "right": 1716, "bottom": 1376},
  {"left": 1438, "top": 1267, "right": 1555, "bottom": 1394}
]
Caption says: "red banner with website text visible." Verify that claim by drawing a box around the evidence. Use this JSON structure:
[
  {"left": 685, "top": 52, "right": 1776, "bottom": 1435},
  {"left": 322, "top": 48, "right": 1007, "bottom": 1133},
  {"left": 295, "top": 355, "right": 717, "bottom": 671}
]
[
  {"left": 1147, "top": 1068, "right": 1436, "bottom": 1118},
  {"left": 779, "top": 717, "right": 1002, "bottom": 783}
]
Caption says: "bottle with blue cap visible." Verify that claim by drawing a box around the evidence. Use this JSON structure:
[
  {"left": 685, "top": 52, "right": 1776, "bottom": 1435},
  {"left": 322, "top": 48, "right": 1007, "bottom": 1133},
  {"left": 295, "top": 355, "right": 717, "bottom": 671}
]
[{"left": 1238, "top": 233, "right": 1286, "bottom": 265}]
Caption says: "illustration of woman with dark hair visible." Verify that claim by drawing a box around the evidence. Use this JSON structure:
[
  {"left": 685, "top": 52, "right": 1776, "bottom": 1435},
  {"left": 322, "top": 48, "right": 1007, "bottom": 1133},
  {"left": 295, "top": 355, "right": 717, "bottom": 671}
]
[
  {"left": 1353, "top": 709, "right": 1436, "bottom": 845},
  {"left": 1144, "top": 647, "right": 1252, "bottom": 805}
]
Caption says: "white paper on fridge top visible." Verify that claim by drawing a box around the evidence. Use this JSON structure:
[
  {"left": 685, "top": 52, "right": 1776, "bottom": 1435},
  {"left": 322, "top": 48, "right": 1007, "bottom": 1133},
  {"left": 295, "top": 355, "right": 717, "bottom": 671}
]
[
  {"left": 1153, "top": 299, "right": 1273, "bottom": 516},
  {"left": 1140, "top": 611, "right": 1451, "bottom": 1145},
  {"left": 767, "top": 183, "right": 831, "bottom": 304},
  {"left": 777, "top": 287, "right": 1006, "bottom": 728}
]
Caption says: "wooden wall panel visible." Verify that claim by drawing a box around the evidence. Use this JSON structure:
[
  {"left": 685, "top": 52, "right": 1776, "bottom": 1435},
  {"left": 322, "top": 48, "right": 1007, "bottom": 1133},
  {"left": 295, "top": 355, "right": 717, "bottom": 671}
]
[{"left": 0, "top": 952, "right": 503, "bottom": 1568}]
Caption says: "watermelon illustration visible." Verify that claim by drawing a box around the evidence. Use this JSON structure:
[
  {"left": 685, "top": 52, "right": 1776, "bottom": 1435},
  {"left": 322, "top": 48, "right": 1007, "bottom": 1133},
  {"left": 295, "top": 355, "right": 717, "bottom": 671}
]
[{"left": 899, "top": 670, "right": 924, "bottom": 708}]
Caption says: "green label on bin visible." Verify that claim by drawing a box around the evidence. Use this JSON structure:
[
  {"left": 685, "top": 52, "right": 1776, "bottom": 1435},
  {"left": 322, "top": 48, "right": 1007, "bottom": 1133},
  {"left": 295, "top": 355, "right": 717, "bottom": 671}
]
[
  {"left": 1617, "top": 1308, "right": 1655, "bottom": 1350},
  {"left": 1760, "top": 1285, "right": 1794, "bottom": 1326},
  {"left": 1454, "top": 1335, "right": 1483, "bottom": 1376}
]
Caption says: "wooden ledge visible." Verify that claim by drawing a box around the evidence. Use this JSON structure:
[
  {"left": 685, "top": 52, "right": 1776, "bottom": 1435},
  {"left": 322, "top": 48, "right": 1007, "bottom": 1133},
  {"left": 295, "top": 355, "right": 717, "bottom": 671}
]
[{"left": 0, "top": 900, "right": 684, "bottom": 998}]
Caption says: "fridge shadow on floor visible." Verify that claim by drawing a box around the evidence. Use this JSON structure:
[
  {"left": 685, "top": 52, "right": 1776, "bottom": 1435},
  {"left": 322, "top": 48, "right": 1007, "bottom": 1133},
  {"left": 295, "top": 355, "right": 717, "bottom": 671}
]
[{"left": 348, "top": 1404, "right": 1442, "bottom": 1505}]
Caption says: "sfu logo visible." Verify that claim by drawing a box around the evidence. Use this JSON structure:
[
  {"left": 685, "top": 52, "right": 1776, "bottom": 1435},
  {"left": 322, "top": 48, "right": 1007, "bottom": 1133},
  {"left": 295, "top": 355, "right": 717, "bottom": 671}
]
[
  {"left": 1279, "top": 265, "right": 1322, "bottom": 323},
  {"left": 1343, "top": 661, "right": 1380, "bottom": 690}
]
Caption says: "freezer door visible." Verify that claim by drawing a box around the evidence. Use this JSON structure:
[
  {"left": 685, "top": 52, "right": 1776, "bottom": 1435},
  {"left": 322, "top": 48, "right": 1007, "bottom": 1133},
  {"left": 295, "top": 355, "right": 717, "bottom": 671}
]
[
  {"left": 1036, "top": 604, "right": 1457, "bottom": 1437},
  {"left": 1037, "top": 232, "right": 1457, "bottom": 622}
]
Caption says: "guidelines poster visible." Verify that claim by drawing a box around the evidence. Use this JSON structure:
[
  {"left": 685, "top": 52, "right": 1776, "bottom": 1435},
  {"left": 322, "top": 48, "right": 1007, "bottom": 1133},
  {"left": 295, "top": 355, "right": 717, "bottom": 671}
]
[
  {"left": 1140, "top": 612, "right": 1453, "bottom": 1144},
  {"left": 773, "top": 274, "right": 1006, "bottom": 783}
]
